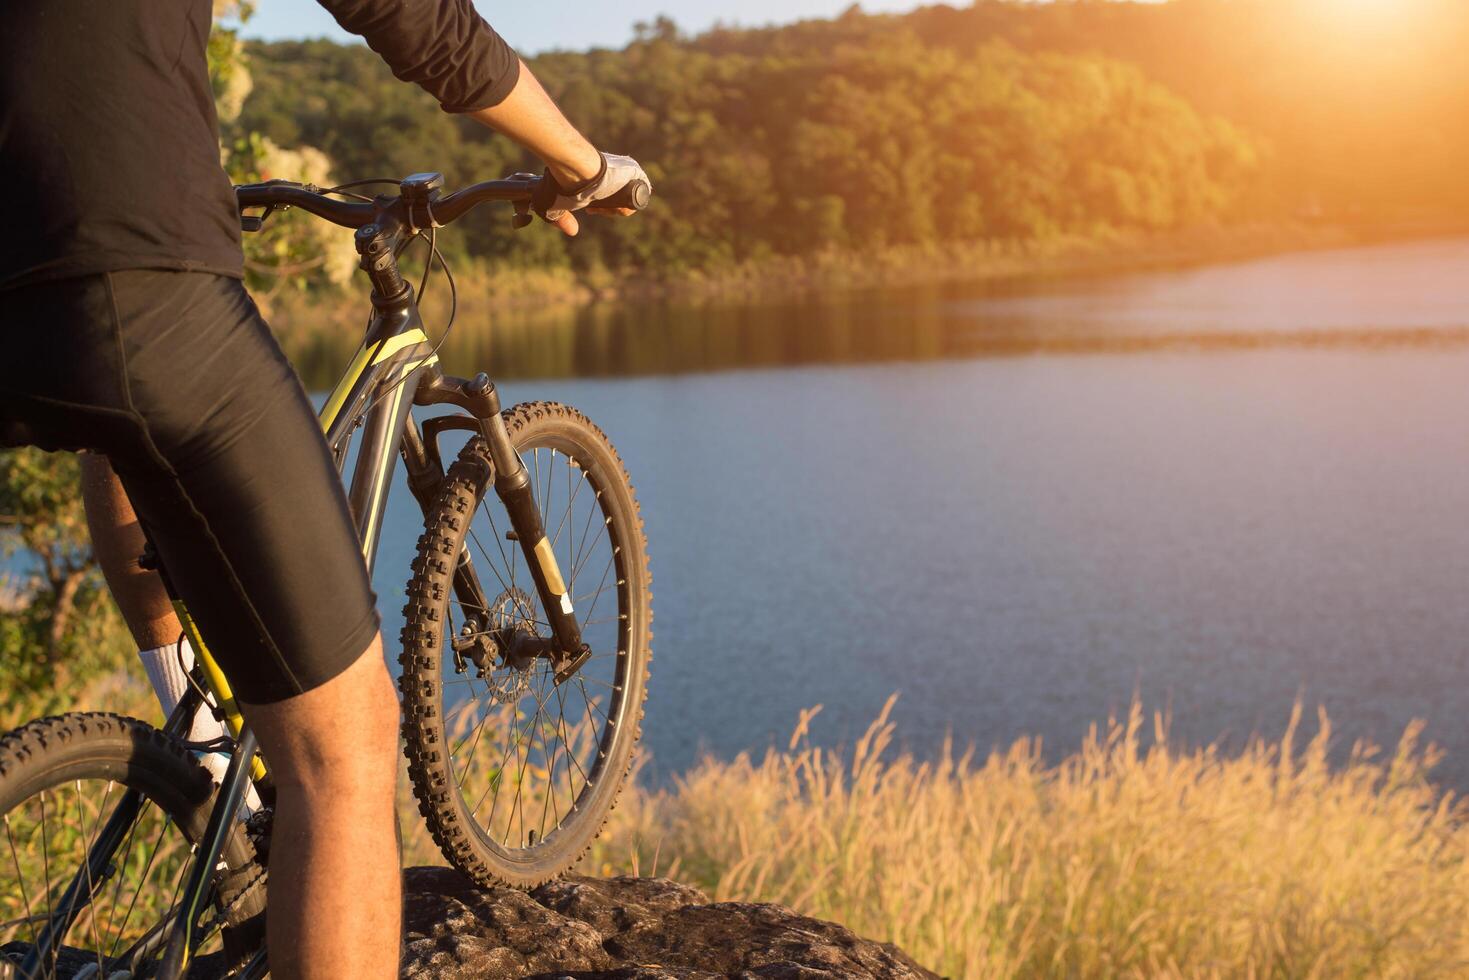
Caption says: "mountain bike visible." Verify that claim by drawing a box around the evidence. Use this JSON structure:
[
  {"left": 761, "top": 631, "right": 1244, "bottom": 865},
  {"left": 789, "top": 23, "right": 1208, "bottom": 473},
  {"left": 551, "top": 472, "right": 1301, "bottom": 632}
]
[{"left": 0, "top": 171, "right": 653, "bottom": 978}]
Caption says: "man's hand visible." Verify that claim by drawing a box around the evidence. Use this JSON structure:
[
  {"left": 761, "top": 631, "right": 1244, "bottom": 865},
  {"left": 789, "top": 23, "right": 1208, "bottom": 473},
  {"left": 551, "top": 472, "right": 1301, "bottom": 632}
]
[
  {"left": 465, "top": 62, "right": 649, "bottom": 237},
  {"left": 532, "top": 153, "right": 652, "bottom": 237}
]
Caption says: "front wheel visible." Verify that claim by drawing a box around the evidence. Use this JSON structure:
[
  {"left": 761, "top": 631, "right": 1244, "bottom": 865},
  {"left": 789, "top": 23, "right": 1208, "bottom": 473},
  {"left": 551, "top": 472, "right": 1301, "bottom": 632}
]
[{"left": 399, "top": 401, "right": 652, "bottom": 888}]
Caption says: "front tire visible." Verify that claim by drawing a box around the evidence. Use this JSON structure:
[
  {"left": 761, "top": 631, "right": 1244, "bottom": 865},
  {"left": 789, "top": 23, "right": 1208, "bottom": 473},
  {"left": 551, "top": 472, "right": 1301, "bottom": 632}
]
[{"left": 399, "top": 402, "right": 652, "bottom": 888}]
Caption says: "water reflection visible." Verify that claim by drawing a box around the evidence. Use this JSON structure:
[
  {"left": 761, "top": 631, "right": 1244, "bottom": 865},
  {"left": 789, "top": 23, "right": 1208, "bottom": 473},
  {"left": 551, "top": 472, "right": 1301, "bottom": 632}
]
[{"left": 287, "top": 236, "right": 1469, "bottom": 389}]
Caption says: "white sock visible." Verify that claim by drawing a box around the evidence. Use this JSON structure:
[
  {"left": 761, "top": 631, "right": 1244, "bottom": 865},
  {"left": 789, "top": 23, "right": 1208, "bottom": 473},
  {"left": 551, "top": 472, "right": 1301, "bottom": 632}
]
[{"left": 138, "top": 636, "right": 261, "bottom": 813}]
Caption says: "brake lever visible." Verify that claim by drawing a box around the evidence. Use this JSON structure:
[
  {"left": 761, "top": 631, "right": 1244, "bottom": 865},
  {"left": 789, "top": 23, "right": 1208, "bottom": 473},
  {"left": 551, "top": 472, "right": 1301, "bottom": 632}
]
[
  {"left": 240, "top": 202, "right": 291, "bottom": 234},
  {"left": 511, "top": 199, "right": 533, "bottom": 230}
]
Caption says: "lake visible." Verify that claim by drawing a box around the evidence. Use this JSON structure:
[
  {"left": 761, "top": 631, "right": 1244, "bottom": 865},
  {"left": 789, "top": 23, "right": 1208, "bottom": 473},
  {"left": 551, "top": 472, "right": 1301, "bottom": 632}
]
[{"left": 345, "top": 235, "right": 1469, "bottom": 787}]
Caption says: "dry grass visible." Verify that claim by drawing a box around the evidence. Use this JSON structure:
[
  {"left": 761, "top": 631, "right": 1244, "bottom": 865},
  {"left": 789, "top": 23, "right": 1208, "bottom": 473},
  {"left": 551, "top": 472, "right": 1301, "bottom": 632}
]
[
  {"left": 585, "top": 698, "right": 1469, "bottom": 979},
  {"left": 20, "top": 669, "right": 1464, "bottom": 977}
]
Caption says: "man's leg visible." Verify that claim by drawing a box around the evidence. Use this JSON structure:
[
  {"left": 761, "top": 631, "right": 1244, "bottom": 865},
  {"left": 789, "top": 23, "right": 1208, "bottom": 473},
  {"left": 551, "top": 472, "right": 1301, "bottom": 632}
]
[
  {"left": 81, "top": 456, "right": 400, "bottom": 976},
  {"left": 79, "top": 451, "right": 179, "bottom": 648},
  {"left": 96, "top": 270, "right": 402, "bottom": 976},
  {"left": 242, "top": 639, "right": 401, "bottom": 980},
  {"left": 83, "top": 470, "right": 403, "bottom": 980},
  {"left": 79, "top": 452, "right": 243, "bottom": 791},
  {"left": 3, "top": 271, "right": 402, "bottom": 977}
]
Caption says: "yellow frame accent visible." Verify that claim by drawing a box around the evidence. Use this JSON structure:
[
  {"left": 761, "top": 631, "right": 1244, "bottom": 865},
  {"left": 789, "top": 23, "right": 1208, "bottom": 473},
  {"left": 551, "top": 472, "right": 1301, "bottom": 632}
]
[
  {"left": 172, "top": 600, "right": 267, "bottom": 781},
  {"left": 317, "top": 327, "right": 437, "bottom": 432}
]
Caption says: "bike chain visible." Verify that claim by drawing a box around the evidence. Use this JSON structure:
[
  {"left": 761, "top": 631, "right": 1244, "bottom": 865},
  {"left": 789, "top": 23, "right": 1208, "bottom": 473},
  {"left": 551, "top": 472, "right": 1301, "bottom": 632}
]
[
  {"left": 208, "top": 847, "right": 270, "bottom": 976},
  {"left": 219, "top": 861, "right": 268, "bottom": 930}
]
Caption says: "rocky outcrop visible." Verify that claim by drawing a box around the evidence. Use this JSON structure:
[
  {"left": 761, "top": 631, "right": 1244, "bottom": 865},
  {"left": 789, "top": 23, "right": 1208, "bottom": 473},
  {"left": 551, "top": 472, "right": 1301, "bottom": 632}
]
[{"left": 400, "top": 867, "right": 943, "bottom": 980}]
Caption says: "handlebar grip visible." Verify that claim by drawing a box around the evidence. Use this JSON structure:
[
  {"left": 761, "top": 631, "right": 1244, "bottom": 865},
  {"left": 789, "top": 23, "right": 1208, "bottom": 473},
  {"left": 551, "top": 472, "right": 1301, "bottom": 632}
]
[{"left": 592, "top": 179, "right": 651, "bottom": 211}]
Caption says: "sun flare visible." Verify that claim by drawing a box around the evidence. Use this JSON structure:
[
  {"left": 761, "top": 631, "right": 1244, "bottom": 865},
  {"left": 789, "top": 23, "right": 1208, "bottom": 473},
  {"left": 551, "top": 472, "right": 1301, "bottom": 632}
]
[{"left": 1323, "top": 0, "right": 1427, "bottom": 22}]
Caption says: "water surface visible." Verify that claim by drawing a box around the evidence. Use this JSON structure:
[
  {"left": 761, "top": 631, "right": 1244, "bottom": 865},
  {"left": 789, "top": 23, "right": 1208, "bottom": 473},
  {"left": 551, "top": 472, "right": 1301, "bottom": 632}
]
[{"left": 362, "top": 236, "right": 1469, "bottom": 786}]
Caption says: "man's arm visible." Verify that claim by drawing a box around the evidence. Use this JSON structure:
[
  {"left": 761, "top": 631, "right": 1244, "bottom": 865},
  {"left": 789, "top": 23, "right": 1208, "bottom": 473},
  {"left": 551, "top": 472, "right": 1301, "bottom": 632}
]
[
  {"left": 465, "top": 63, "right": 601, "bottom": 187},
  {"left": 316, "top": 0, "right": 522, "bottom": 112},
  {"left": 467, "top": 63, "right": 642, "bottom": 235},
  {"left": 317, "top": 0, "right": 635, "bottom": 235}
]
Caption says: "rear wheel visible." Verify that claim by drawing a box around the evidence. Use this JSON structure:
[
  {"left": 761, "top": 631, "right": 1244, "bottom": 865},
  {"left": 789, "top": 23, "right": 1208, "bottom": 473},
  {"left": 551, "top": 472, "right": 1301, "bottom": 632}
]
[
  {"left": 0, "top": 713, "right": 264, "bottom": 979},
  {"left": 400, "top": 402, "right": 651, "bottom": 888}
]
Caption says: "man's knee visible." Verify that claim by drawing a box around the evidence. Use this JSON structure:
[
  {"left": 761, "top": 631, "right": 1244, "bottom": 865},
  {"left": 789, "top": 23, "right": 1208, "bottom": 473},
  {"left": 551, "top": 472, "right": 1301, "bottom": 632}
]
[{"left": 243, "top": 636, "right": 398, "bottom": 791}]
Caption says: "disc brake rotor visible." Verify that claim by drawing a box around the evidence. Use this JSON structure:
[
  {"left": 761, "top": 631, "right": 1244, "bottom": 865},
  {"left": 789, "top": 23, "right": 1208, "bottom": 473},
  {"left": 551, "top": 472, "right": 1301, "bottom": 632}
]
[{"left": 486, "top": 587, "right": 539, "bottom": 704}]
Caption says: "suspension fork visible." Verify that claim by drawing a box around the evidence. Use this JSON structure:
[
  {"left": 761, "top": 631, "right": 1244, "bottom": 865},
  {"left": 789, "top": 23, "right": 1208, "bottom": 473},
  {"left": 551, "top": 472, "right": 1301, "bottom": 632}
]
[
  {"left": 414, "top": 368, "right": 591, "bottom": 683},
  {"left": 401, "top": 414, "right": 494, "bottom": 625}
]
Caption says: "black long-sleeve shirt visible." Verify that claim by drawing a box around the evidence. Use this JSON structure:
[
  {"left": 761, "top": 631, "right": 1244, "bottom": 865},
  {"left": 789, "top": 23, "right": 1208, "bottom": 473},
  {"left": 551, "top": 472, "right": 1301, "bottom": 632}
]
[{"left": 0, "top": 1, "right": 519, "bottom": 291}]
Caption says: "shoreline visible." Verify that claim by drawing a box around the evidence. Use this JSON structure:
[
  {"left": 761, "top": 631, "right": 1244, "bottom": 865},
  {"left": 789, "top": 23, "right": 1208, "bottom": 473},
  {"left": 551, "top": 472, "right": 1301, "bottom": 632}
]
[
  {"left": 265, "top": 219, "right": 1467, "bottom": 339},
  {"left": 259, "top": 218, "right": 1469, "bottom": 387},
  {"left": 606, "top": 217, "right": 1469, "bottom": 309}
]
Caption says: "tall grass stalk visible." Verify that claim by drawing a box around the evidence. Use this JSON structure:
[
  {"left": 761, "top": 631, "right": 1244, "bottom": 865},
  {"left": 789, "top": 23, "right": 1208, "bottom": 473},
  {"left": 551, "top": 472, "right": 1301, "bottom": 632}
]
[
  {"left": 19, "top": 668, "right": 1459, "bottom": 976},
  {"left": 589, "top": 698, "right": 1469, "bottom": 978}
]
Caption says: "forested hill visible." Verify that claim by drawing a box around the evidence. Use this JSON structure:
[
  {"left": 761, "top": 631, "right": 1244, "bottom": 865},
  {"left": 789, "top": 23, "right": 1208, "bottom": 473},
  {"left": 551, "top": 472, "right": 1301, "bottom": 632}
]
[{"left": 235, "top": 0, "right": 1468, "bottom": 279}]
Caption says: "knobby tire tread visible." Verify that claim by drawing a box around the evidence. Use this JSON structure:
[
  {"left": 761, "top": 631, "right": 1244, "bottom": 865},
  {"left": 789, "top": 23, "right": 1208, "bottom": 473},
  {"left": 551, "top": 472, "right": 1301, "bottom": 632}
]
[
  {"left": 398, "top": 401, "right": 652, "bottom": 889},
  {"left": 0, "top": 712, "right": 264, "bottom": 977}
]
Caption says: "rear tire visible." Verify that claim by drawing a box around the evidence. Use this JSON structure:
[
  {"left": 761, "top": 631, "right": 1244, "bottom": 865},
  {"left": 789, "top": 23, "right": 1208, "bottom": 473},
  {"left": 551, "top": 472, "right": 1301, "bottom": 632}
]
[
  {"left": 400, "top": 402, "right": 652, "bottom": 888},
  {"left": 0, "top": 712, "right": 264, "bottom": 979}
]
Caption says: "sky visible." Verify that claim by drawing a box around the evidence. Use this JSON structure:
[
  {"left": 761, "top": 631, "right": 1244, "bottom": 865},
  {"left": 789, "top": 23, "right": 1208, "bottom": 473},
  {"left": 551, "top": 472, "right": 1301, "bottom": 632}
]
[{"left": 240, "top": 0, "right": 929, "bottom": 55}]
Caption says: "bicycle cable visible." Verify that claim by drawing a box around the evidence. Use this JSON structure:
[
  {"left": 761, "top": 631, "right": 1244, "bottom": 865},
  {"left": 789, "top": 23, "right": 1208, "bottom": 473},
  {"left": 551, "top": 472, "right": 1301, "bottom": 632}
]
[
  {"left": 321, "top": 177, "right": 403, "bottom": 195},
  {"left": 175, "top": 629, "right": 215, "bottom": 714},
  {"left": 356, "top": 223, "right": 459, "bottom": 417}
]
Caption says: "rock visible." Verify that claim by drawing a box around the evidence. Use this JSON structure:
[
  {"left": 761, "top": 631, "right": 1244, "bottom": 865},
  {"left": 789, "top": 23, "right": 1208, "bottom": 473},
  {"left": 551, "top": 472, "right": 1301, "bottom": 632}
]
[{"left": 401, "top": 867, "right": 943, "bottom": 980}]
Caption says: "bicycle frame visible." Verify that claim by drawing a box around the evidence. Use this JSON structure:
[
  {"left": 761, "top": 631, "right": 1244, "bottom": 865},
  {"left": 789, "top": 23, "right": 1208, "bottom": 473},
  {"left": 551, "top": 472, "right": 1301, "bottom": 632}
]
[{"left": 27, "top": 202, "right": 604, "bottom": 977}]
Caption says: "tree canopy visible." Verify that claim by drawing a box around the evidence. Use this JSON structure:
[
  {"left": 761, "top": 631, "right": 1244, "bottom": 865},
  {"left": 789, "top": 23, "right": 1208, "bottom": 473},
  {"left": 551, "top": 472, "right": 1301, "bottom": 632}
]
[{"left": 234, "top": 1, "right": 1343, "bottom": 279}]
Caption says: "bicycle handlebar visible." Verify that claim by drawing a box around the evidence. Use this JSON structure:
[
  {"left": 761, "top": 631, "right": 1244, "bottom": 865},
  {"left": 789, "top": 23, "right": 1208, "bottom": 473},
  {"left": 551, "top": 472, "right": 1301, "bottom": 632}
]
[{"left": 235, "top": 173, "right": 651, "bottom": 230}]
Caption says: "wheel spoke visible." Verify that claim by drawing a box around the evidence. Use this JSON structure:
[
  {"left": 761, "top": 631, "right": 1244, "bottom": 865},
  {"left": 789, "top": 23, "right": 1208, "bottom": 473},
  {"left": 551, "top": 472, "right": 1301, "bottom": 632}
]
[
  {"left": 110, "top": 809, "right": 173, "bottom": 963},
  {"left": 532, "top": 448, "right": 542, "bottom": 513},
  {"left": 4, "top": 813, "right": 38, "bottom": 962},
  {"left": 38, "top": 789, "right": 54, "bottom": 975},
  {"left": 541, "top": 450, "right": 556, "bottom": 545},
  {"left": 454, "top": 709, "right": 496, "bottom": 790},
  {"left": 76, "top": 780, "right": 108, "bottom": 975},
  {"left": 403, "top": 415, "right": 644, "bottom": 878},
  {"left": 567, "top": 492, "right": 602, "bottom": 591},
  {"left": 575, "top": 677, "right": 601, "bottom": 733},
  {"left": 156, "top": 842, "right": 195, "bottom": 963},
  {"left": 549, "top": 461, "right": 586, "bottom": 552},
  {"left": 101, "top": 799, "right": 150, "bottom": 961},
  {"left": 504, "top": 693, "right": 539, "bottom": 847},
  {"left": 519, "top": 682, "right": 553, "bottom": 845},
  {"left": 552, "top": 681, "right": 591, "bottom": 800},
  {"left": 468, "top": 528, "right": 537, "bottom": 624},
  {"left": 531, "top": 678, "right": 561, "bottom": 841},
  {"left": 479, "top": 693, "right": 527, "bottom": 828},
  {"left": 579, "top": 553, "right": 618, "bottom": 627}
]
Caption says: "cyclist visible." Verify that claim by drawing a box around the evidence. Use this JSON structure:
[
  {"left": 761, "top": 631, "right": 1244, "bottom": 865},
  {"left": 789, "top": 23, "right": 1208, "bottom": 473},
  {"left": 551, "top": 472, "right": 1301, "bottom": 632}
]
[{"left": 0, "top": 2, "right": 649, "bottom": 977}]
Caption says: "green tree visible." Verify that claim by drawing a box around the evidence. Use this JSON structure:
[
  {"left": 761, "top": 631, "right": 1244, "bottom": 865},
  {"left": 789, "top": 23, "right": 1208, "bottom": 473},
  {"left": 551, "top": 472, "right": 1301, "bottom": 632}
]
[
  {"left": 0, "top": 449, "right": 130, "bottom": 710},
  {"left": 236, "top": 14, "right": 1272, "bottom": 283}
]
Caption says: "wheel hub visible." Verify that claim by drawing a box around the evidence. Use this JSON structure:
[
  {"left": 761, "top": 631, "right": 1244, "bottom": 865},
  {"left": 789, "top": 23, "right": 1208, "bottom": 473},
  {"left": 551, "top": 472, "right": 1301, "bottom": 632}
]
[{"left": 482, "top": 588, "right": 542, "bottom": 703}]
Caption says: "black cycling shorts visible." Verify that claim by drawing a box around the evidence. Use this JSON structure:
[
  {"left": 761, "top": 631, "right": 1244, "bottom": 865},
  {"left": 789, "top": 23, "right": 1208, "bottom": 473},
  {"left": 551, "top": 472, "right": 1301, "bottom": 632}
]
[{"left": 0, "top": 269, "right": 380, "bottom": 704}]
